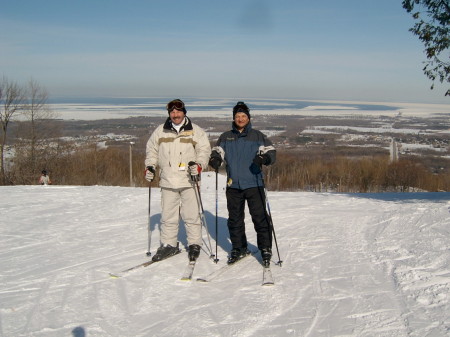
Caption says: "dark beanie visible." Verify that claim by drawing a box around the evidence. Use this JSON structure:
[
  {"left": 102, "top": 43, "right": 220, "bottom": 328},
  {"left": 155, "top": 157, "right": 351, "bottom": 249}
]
[{"left": 232, "top": 101, "right": 250, "bottom": 119}]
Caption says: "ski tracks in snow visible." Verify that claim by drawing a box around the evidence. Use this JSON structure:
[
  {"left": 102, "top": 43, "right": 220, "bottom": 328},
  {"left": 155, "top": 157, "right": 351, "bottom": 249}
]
[
  {"left": 367, "top": 199, "right": 450, "bottom": 337},
  {"left": 1, "top": 186, "right": 448, "bottom": 336},
  {"left": 270, "top": 193, "right": 410, "bottom": 336}
]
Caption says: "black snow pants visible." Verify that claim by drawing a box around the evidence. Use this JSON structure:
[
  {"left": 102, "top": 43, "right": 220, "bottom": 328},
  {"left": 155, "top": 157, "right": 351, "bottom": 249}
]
[{"left": 226, "top": 186, "right": 272, "bottom": 251}]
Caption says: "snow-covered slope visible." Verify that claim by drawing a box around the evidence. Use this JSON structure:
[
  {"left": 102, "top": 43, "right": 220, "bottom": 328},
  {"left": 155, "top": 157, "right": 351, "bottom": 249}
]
[{"left": 1, "top": 173, "right": 449, "bottom": 337}]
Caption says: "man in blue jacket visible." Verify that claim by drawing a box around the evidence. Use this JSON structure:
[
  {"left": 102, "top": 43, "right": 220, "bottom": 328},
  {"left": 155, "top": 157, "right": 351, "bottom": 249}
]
[{"left": 209, "top": 102, "right": 276, "bottom": 267}]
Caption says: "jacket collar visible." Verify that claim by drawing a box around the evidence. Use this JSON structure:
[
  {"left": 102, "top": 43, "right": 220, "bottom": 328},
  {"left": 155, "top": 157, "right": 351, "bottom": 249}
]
[
  {"left": 232, "top": 121, "right": 252, "bottom": 136},
  {"left": 163, "top": 116, "right": 193, "bottom": 133}
]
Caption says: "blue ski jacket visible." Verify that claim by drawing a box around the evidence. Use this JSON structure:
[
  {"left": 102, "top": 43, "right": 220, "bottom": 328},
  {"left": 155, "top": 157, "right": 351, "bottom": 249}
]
[{"left": 213, "top": 122, "right": 276, "bottom": 190}]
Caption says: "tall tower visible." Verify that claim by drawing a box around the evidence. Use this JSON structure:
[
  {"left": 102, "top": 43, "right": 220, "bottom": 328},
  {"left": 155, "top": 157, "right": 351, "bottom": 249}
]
[{"left": 390, "top": 138, "right": 399, "bottom": 162}]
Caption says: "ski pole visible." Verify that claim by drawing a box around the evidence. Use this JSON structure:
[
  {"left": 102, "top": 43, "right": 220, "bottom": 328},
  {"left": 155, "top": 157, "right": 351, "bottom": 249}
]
[
  {"left": 263, "top": 182, "right": 283, "bottom": 267},
  {"left": 146, "top": 184, "right": 152, "bottom": 256},
  {"left": 214, "top": 169, "right": 219, "bottom": 263},
  {"left": 255, "top": 152, "right": 283, "bottom": 267},
  {"left": 192, "top": 178, "right": 215, "bottom": 260}
]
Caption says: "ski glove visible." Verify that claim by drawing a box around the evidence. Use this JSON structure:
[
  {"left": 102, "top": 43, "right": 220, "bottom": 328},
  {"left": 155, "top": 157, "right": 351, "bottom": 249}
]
[
  {"left": 188, "top": 161, "right": 202, "bottom": 182},
  {"left": 208, "top": 152, "right": 222, "bottom": 171},
  {"left": 145, "top": 166, "right": 156, "bottom": 182},
  {"left": 253, "top": 153, "right": 270, "bottom": 167}
]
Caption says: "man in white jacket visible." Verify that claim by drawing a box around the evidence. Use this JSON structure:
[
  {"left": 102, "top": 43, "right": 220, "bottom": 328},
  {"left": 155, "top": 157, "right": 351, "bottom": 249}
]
[{"left": 145, "top": 99, "right": 211, "bottom": 262}]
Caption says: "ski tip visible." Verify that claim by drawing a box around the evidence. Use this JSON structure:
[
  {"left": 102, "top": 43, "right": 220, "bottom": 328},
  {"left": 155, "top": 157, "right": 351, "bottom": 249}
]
[
  {"left": 196, "top": 278, "right": 208, "bottom": 283},
  {"left": 109, "top": 273, "right": 120, "bottom": 279},
  {"left": 262, "top": 282, "right": 275, "bottom": 286}
]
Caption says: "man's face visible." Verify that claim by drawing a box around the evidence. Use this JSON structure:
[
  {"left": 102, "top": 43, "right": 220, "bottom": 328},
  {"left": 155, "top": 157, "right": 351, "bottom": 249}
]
[
  {"left": 234, "top": 112, "right": 249, "bottom": 130},
  {"left": 169, "top": 108, "right": 185, "bottom": 124}
]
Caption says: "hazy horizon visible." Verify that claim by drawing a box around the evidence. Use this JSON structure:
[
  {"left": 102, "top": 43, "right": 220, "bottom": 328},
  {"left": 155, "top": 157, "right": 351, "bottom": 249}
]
[{"left": 2, "top": 1, "right": 449, "bottom": 104}]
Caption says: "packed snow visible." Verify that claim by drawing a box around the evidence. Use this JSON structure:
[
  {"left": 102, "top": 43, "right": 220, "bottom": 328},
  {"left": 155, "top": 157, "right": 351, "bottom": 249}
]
[{"left": 1, "top": 173, "right": 449, "bottom": 337}]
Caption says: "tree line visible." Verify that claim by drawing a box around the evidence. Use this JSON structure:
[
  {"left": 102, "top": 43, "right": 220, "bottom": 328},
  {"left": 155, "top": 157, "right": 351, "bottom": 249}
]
[
  {"left": 6, "top": 139, "right": 449, "bottom": 192},
  {"left": 264, "top": 152, "right": 449, "bottom": 193}
]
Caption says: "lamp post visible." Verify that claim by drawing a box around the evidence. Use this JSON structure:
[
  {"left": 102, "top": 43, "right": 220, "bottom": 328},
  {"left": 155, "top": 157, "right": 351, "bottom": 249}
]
[{"left": 129, "top": 141, "right": 135, "bottom": 186}]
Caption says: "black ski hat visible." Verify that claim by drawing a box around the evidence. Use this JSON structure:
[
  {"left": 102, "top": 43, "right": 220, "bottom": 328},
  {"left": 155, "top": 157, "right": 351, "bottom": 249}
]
[{"left": 232, "top": 101, "right": 250, "bottom": 119}]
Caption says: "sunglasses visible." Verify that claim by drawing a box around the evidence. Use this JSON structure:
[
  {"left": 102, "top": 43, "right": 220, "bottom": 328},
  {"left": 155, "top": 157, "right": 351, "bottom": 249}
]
[{"left": 167, "top": 100, "right": 185, "bottom": 112}]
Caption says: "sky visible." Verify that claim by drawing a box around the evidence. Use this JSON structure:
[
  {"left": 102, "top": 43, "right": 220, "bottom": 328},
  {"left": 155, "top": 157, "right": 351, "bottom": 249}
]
[
  {"left": 1, "top": 0, "right": 449, "bottom": 104},
  {"left": 1, "top": 175, "right": 449, "bottom": 336}
]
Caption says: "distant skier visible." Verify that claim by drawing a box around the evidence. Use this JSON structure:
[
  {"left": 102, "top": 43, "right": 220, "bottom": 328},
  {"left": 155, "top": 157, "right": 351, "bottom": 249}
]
[
  {"left": 144, "top": 99, "right": 211, "bottom": 262},
  {"left": 39, "top": 170, "right": 52, "bottom": 185},
  {"left": 208, "top": 101, "right": 276, "bottom": 266}
]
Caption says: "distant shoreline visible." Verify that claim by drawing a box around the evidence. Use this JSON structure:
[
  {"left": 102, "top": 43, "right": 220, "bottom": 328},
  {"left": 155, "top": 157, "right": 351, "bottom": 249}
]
[{"left": 46, "top": 97, "right": 449, "bottom": 121}]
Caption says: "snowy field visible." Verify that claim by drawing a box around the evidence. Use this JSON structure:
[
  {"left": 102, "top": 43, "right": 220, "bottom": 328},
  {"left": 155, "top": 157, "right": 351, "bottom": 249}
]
[{"left": 1, "top": 173, "right": 449, "bottom": 337}]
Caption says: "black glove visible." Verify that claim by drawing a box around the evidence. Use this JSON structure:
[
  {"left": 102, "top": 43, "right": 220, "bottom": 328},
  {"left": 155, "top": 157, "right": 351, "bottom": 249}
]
[
  {"left": 145, "top": 166, "right": 155, "bottom": 182},
  {"left": 208, "top": 153, "right": 222, "bottom": 171},
  {"left": 253, "top": 153, "right": 270, "bottom": 166}
]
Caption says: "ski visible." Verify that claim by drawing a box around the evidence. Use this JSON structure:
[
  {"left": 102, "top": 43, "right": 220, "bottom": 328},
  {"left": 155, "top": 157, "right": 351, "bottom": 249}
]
[
  {"left": 196, "top": 251, "right": 256, "bottom": 283},
  {"left": 109, "top": 250, "right": 181, "bottom": 278},
  {"left": 262, "top": 266, "right": 275, "bottom": 286},
  {"left": 180, "top": 261, "right": 196, "bottom": 281},
  {"left": 109, "top": 260, "right": 154, "bottom": 278}
]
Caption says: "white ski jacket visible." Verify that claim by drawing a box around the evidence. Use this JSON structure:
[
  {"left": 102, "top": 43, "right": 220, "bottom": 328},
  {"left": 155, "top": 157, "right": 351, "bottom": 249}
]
[{"left": 145, "top": 116, "right": 211, "bottom": 189}]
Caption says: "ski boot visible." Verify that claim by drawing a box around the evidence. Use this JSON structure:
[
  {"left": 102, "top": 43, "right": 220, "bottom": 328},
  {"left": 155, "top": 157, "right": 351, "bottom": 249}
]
[
  {"left": 152, "top": 243, "right": 180, "bottom": 262},
  {"left": 227, "top": 247, "right": 250, "bottom": 265},
  {"left": 188, "top": 244, "right": 201, "bottom": 262},
  {"left": 261, "top": 248, "right": 272, "bottom": 268}
]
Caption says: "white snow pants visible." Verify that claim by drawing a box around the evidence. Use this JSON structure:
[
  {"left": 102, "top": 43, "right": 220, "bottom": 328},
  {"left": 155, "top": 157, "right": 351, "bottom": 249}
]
[{"left": 160, "top": 186, "right": 202, "bottom": 247}]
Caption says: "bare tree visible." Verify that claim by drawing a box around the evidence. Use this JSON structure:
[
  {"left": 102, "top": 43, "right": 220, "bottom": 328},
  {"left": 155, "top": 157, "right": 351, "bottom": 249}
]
[
  {"left": 11, "top": 79, "right": 62, "bottom": 184},
  {"left": 0, "top": 77, "right": 25, "bottom": 184},
  {"left": 23, "top": 79, "right": 54, "bottom": 172}
]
